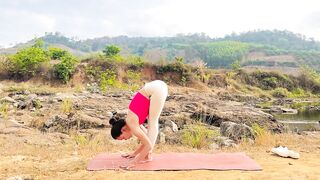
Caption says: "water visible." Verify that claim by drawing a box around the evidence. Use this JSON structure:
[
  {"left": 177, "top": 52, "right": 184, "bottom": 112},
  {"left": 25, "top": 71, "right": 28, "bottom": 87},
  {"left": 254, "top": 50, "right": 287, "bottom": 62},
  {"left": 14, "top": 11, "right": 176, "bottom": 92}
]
[
  {"left": 275, "top": 110, "right": 320, "bottom": 122},
  {"left": 274, "top": 110, "right": 320, "bottom": 131}
]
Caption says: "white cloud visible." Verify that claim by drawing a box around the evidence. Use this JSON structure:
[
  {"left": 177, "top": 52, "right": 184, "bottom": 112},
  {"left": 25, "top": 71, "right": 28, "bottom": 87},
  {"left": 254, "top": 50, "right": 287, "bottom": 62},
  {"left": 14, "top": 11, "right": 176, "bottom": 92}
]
[{"left": 1, "top": 0, "right": 320, "bottom": 47}]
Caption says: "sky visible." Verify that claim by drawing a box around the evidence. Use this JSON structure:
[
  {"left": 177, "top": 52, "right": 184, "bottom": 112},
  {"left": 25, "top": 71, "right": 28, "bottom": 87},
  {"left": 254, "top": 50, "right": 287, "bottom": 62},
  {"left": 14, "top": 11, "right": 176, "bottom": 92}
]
[{"left": 0, "top": 0, "right": 320, "bottom": 48}]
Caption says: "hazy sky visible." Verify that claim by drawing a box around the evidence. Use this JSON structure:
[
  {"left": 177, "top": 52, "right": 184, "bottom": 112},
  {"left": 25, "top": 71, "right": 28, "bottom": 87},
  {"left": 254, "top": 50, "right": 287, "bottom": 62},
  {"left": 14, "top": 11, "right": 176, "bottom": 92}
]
[{"left": 0, "top": 0, "right": 320, "bottom": 47}]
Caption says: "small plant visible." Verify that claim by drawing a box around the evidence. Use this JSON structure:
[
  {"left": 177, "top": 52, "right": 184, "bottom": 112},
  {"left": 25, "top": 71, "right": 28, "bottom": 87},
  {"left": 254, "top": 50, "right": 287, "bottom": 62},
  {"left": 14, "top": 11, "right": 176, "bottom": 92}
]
[
  {"left": 33, "top": 99, "right": 42, "bottom": 110},
  {"left": 231, "top": 60, "right": 241, "bottom": 71},
  {"left": 53, "top": 54, "right": 79, "bottom": 83},
  {"left": 251, "top": 123, "right": 267, "bottom": 137},
  {"left": 61, "top": 99, "right": 73, "bottom": 114},
  {"left": 9, "top": 40, "right": 49, "bottom": 78},
  {"left": 0, "top": 103, "right": 9, "bottom": 119},
  {"left": 182, "top": 123, "right": 219, "bottom": 149},
  {"left": 250, "top": 123, "right": 276, "bottom": 146},
  {"left": 74, "top": 134, "right": 88, "bottom": 146},
  {"left": 99, "top": 69, "right": 117, "bottom": 92},
  {"left": 48, "top": 47, "right": 68, "bottom": 60},
  {"left": 289, "top": 88, "right": 307, "bottom": 98},
  {"left": 272, "top": 87, "right": 290, "bottom": 98},
  {"left": 103, "top": 45, "right": 121, "bottom": 57},
  {"left": 128, "top": 55, "right": 144, "bottom": 68}
]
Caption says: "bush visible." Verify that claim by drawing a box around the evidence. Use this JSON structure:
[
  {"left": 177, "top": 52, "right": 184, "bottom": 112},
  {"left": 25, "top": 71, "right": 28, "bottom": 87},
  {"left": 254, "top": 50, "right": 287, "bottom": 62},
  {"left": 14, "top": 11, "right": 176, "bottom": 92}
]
[
  {"left": 127, "top": 55, "right": 144, "bottom": 69},
  {"left": 48, "top": 47, "right": 68, "bottom": 60},
  {"left": 289, "top": 88, "right": 307, "bottom": 98},
  {"left": 0, "top": 55, "right": 10, "bottom": 78},
  {"left": 157, "top": 57, "right": 191, "bottom": 86},
  {"left": 53, "top": 54, "right": 79, "bottom": 83},
  {"left": 9, "top": 45, "right": 49, "bottom": 78},
  {"left": 103, "top": 45, "right": 121, "bottom": 57},
  {"left": 272, "top": 87, "right": 290, "bottom": 98},
  {"left": 99, "top": 69, "right": 117, "bottom": 91},
  {"left": 61, "top": 99, "right": 73, "bottom": 114},
  {"left": 182, "top": 123, "right": 219, "bottom": 149}
]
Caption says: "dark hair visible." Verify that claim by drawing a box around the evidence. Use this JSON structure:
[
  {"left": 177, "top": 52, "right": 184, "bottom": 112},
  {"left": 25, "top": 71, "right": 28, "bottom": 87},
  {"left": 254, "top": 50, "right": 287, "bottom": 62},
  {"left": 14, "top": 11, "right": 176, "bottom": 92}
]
[{"left": 109, "top": 112, "right": 126, "bottom": 139}]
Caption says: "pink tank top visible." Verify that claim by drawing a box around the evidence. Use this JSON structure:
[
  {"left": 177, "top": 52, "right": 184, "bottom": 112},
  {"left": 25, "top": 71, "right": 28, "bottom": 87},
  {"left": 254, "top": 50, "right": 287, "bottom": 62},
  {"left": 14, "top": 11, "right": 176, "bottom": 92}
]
[{"left": 129, "top": 92, "right": 150, "bottom": 124}]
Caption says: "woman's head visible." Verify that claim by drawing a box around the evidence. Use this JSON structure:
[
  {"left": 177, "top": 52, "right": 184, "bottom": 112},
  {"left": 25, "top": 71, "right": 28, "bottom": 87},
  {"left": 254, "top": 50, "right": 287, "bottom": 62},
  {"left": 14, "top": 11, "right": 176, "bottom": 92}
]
[{"left": 109, "top": 113, "right": 132, "bottom": 140}]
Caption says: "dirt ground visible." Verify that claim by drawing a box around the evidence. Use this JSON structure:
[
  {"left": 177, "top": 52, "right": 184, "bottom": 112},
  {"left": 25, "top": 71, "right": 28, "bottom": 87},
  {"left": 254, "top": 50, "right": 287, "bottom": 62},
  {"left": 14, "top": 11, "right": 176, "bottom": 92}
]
[{"left": 1, "top": 127, "right": 319, "bottom": 180}]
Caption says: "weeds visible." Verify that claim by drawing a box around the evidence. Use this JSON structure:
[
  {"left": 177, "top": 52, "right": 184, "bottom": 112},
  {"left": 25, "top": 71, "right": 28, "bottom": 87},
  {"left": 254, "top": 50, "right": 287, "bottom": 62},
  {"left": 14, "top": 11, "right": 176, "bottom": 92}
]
[
  {"left": 0, "top": 103, "right": 9, "bottom": 119},
  {"left": 99, "top": 69, "right": 117, "bottom": 92},
  {"left": 182, "top": 122, "right": 219, "bottom": 149},
  {"left": 61, "top": 99, "right": 73, "bottom": 114}
]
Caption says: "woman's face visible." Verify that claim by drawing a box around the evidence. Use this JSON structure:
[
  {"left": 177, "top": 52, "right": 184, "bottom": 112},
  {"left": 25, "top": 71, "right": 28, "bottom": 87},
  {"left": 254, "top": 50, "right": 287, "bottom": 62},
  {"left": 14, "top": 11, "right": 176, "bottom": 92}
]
[{"left": 117, "top": 126, "right": 132, "bottom": 140}]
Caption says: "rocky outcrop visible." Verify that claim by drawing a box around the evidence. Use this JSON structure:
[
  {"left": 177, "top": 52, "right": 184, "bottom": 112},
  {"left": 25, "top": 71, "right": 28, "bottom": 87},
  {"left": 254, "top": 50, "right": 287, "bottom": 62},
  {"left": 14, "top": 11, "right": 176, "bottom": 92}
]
[{"left": 220, "top": 121, "right": 255, "bottom": 141}]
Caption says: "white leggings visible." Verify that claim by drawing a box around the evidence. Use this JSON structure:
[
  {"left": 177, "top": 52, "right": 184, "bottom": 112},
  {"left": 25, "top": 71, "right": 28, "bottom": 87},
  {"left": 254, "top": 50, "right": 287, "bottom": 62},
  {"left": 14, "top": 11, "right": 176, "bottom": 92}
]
[{"left": 143, "top": 80, "right": 168, "bottom": 148}]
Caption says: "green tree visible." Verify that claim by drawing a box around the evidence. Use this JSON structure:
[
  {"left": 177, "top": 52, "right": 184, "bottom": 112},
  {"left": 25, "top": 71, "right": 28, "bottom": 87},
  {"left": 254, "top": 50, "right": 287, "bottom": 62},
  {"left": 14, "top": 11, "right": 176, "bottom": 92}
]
[
  {"left": 48, "top": 47, "right": 68, "bottom": 60},
  {"left": 231, "top": 60, "right": 241, "bottom": 70},
  {"left": 103, "top": 45, "right": 121, "bottom": 57},
  {"left": 10, "top": 42, "right": 49, "bottom": 77},
  {"left": 53, "top": 54, "right": 79, "bottom": 83}
]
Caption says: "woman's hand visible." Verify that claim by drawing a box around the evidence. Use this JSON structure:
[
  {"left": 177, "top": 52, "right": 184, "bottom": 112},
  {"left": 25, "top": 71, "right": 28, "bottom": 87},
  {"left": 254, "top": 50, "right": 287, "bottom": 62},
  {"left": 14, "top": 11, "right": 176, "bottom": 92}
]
[
  {"left": 120, "top": 159, "right": 136, "bottom": 170},
  {"left": 121, "top": 153, "right": 136, "bottom": 159}
]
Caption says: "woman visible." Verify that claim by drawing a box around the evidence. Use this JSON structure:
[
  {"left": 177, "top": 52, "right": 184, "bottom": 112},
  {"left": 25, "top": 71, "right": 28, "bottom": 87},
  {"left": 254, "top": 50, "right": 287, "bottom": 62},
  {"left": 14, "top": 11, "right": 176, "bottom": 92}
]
[{"left": 109, "top": 80, "right": 168, "bottom": 169}]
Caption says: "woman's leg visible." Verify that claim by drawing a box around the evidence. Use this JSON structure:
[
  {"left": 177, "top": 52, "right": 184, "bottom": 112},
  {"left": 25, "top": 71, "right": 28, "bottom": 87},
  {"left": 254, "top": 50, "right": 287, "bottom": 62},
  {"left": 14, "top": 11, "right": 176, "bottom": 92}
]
[{"left": 143, "top": 80, "right": 168, "bottom": 148}]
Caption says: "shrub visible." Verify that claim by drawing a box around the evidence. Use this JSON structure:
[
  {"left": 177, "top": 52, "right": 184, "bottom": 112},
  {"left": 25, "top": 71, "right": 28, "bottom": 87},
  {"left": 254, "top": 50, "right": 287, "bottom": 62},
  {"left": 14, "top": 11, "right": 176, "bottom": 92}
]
[
  {"left": 9, "top": 45, "right": 49, "bottom": 78},
  {"left": 53, "top": 54, "right": 79, "bottom": 83},
  {"left": 61, "top": 99, "right": 73, "bottom": 114},
  {"left": 99, "top": 69, "right": 117, "bottom": 91},
  {"left": 231, "top": 60, "right": 241, "bottom": 71},
  {"left": 289, "top": 88, "right": 307, "bottom": 98},
  {"left": 157, "top": 57, "right": 191, "bottom": 86},
  {"left": 0, "top": 103, "right": 9, "bottom": 119},
  {"left": 127, "top": 55, "right": 144, "bottom": 68},
  {"left": 0, "top": 55, "right": 10, "bottom": 78},
  {"left": 48, "top": 47, "right": 68, "bottom": 60},
  {"left": 182, "top": 123, "right": 219, "bottom": 149},
  {"left": 272, "top": 87, "right": 290, "bottom": 98},
  {"left": 251, "top": 123, "right": 267, "bottom": 137},
  {"left": 103, "top": 45, "right": 120, "bottom": 57}
]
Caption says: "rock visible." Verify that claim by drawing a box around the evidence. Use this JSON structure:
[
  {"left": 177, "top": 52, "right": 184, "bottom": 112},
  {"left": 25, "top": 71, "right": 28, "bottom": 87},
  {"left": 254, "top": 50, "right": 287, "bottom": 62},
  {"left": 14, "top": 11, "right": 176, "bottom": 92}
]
[
  {"left": 164, "top": 120, "right": 178, "bottom": 132},
  {"left": 213, "top": 136, "right": 237, "bottom": 148},
  {"left": 269, "top": 106, "right": 298, "bottom": 114},
  {"left": 157, "top": 132, "right": 166, "bottom": 144},
  {"left": 43, "top": 113, "right": 106, "bottom": 133},
  {"left": 220, "top": 121, "right": 255, "bottom": 141},
  {"left": 106, "top": 111, "right": 113, "bottom": 119},
  {"left": 6, "top": 175, "right": 33, "bottom": 180},
  {"left": 17, "top": 101, "right": 27, "bottom": 109},
  {"left": 209, "top": 143, "right": 220, "bottom": 150},
  {"left": 0, "top": 96, "right": 16, "bottom": 103}
]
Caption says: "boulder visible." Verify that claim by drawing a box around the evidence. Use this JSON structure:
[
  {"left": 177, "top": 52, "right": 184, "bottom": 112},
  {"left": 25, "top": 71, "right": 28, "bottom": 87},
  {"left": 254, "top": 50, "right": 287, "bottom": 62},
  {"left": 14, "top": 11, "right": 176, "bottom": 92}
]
[
  {"left": 164, "top": 120, "right": 178, "bottom": 132},
  {"left": 220, "top": 121, "right": 255, "bottom": 141},
  {"left": 0, "top": 96, "right": 16, "bottom": 103}
]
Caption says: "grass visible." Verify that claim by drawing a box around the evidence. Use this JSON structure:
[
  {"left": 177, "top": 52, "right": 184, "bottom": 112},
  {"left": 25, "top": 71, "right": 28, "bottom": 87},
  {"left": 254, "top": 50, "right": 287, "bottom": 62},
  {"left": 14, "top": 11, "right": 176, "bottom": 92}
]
[
  {"left": 60, "top": 99, "right": 73, "bottom": 114},
  {"left": 182, "top": 122, "right": 220, "bottom": 149},
  {"left": 2, "top": 81, "right": 74, "bottom": 94},
  {"left": 0, "top": 102, "right": 9, "bottom": 120}
]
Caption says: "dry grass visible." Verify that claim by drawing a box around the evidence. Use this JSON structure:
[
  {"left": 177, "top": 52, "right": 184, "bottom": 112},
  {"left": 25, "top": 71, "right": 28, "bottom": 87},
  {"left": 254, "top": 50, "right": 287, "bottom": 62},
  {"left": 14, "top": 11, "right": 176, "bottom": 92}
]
[
  {"left": 2, "top": 81, "right": 74, "bottom": 94},
  {"left": 1, "top": 128, "right": 320, "bottom": 179}
]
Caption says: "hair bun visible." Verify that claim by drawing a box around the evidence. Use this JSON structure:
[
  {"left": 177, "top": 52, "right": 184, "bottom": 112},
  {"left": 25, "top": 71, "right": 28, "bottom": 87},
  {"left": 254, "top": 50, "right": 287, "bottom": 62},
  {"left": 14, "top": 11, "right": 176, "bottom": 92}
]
[{"left": 109, "top": 118, "right": 116, "bottom": 125}]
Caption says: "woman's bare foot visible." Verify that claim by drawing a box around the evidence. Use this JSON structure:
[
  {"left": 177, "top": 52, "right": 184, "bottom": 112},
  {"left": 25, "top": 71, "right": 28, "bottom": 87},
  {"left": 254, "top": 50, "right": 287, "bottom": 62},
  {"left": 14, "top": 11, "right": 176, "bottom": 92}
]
[{"left": 140, "top": 153, "right": 153, "bottom": 163}]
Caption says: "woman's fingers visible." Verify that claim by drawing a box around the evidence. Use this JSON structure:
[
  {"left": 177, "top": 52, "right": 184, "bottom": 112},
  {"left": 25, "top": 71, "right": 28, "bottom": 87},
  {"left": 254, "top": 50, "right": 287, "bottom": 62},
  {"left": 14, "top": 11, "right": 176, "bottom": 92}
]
[
  {"left": 121, "top": 154, "right": 130, "bottom": 158},
  {"left": 120, "top": 163, "right": 135, "bottom": 170},
  {"left": 121, "top": 154, "right": 135, "bottom": 159}
]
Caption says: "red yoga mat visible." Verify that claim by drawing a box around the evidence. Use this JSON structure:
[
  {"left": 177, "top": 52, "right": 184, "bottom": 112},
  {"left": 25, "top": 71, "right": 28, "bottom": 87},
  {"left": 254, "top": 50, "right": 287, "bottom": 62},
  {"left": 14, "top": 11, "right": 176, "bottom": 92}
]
[{"left": 87, "top": 152, "right": 262, "bottom": 171}]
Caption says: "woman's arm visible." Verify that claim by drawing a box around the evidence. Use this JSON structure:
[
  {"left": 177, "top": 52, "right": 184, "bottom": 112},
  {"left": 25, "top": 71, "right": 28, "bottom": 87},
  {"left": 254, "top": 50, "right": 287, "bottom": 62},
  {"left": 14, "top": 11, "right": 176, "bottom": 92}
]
[
  {"left": 124, "top": 118, "right": 152, "bottom": 168},
  {"left": 140, "top": 124, "right": 148, "bottom": 134}
]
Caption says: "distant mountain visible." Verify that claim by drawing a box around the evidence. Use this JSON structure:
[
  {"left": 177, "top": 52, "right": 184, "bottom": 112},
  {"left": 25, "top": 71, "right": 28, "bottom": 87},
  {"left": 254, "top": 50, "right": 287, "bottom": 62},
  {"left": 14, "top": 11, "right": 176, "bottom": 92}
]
[{"left": 1, "top": 30, "right": 320, "bottom": 71}]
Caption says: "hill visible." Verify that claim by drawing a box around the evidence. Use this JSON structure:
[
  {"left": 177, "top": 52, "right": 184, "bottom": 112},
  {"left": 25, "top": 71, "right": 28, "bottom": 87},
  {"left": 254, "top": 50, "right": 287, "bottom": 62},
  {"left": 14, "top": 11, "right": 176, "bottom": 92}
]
[{"left": 1, "top": 30, "right": 320, "bottom": 72}]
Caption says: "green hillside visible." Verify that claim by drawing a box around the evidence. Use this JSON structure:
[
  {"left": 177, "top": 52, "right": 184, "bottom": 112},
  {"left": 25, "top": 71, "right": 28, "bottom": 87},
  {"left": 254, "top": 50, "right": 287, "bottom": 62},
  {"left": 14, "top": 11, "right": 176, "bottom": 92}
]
[{"left": 1, "top": 30, "right": 320, "bottom": 71}]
